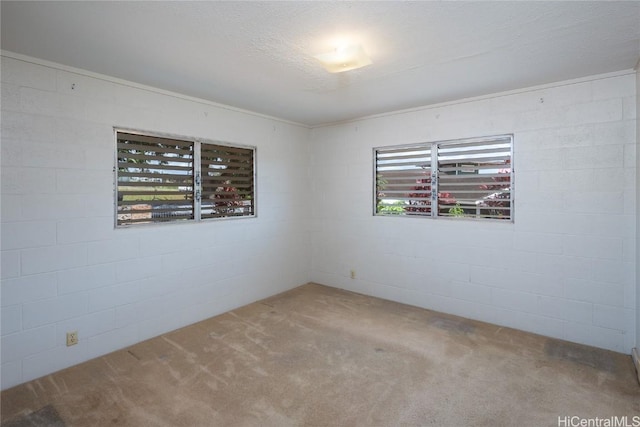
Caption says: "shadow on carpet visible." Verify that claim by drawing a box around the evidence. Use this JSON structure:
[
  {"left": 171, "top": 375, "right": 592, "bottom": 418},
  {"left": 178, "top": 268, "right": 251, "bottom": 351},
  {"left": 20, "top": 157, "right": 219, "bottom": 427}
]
[{"left": 1, "top": 405, "right": 66, "bottom": 427}]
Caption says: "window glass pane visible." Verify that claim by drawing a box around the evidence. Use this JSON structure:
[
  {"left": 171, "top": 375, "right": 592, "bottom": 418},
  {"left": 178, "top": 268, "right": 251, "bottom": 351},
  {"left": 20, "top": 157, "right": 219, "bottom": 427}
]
[
  {"left": 116, "top": 132, "right": 194, "bottom": 226},
  {"left": 200, "top": 143, "right": 255, "bottom": 219},
  {"left": 376, "top": 145, "right": 432, "bottom": 216},
  {"left": 437, "top": 137, "right": 511, "bottom": 220}
]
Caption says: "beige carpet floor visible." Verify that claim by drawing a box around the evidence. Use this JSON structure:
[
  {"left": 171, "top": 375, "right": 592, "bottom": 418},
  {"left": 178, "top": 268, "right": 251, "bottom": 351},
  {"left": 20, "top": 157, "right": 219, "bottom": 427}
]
[{"left": 1, "top": 283, "right": 639, "bottom": 426}]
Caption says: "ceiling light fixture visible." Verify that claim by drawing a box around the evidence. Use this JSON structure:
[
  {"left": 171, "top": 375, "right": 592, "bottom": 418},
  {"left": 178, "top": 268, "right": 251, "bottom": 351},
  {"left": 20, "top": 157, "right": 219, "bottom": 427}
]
[{"left": 314, "top": 44, "right": 372, "bottom": 73}]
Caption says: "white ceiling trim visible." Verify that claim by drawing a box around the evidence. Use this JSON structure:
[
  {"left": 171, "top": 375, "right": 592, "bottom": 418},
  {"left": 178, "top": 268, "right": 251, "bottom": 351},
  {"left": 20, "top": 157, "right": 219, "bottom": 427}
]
[
  {"left": 310, "top": 68, "right": 637, "bottom": 128},
  {"left": 3, "top": 49, "right": 635, "bottom": 130},
  {"left": 1, "top": 50, "right": 309, "bottom": 128}
]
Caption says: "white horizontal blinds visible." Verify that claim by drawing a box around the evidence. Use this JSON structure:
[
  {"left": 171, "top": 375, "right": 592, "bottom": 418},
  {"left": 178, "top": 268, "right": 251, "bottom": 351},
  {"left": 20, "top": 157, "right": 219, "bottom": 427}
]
[
  {"left": 117, "top": 132, "right": 194, "bottom": 226},
  {"left": 376, "top": 145, "right": 433, "bottom": 216},
  {"left": 437, "top": 135, "right": 512, "bottom": 219},
  {"left": 200, "top": 143, "right": 254, "bottom": 219}
]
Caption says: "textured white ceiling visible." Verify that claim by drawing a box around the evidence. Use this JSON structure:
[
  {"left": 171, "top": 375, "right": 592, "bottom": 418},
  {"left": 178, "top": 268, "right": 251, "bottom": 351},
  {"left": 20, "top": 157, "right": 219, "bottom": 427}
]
[{"left": 2, "top": 1, "right": 639, "bottom": 126}]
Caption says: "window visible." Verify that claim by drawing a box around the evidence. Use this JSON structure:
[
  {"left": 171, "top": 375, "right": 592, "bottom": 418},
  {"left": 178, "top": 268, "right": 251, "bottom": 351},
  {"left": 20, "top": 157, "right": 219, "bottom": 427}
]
[
  {"left": 375, "top": 134, "right": 513, "bottom": 220},
  {"left": 116, "top": 130, "right": 255, "bottom": 227}
]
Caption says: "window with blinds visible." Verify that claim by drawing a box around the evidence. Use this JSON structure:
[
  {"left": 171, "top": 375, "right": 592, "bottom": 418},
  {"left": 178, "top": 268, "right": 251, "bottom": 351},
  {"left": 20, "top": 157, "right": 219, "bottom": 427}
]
[
  {"left": 116, "top": 130, "right": 255, "bottom": 227},
  {"left": 200, "top": 143, "right": 254, "bottom": 219},
  {"left": 375, "top": 135, "right": 513, "bottom": 221}
]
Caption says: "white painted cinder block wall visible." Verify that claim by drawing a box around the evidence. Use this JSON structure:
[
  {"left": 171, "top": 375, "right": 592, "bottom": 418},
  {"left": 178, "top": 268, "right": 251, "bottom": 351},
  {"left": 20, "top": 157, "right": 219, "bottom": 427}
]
[
  {"left": 310, "top": 71, "right": 637, "bottom": 354},
  {"left": 0, "top": 54, "right": 311, "bottom": 390},
  {"left": 0, "top": 53, "right": 637, "bottom": 391}
]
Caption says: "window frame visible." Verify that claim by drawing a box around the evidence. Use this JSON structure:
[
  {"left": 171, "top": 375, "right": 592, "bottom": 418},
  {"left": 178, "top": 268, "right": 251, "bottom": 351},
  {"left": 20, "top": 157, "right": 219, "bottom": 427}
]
[
  {"left": 114, "top": 128, "right": 256, "bottom": 228},
  {"left": 373, "top": 134, "right": 514, "bottom": 222}
]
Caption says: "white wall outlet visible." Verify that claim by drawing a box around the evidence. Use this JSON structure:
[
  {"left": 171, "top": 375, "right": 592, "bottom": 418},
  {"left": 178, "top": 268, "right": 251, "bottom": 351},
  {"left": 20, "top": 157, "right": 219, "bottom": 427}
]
[
  {"left": 66, "top": 331, "right": 78, "bottom": 346},
  {"left": 350, "top": 269, "right": 356, "bottom": 279}
]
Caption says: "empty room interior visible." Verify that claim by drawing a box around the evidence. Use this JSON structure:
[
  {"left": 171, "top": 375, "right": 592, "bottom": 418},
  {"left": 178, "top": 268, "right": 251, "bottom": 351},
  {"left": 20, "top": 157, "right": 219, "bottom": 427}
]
[{"left": 1, "top": 1, "right": 640, "bottom": 426}]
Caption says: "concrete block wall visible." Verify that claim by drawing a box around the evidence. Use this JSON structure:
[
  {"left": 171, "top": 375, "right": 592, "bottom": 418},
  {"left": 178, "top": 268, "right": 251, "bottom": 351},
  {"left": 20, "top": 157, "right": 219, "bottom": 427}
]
[
  {"left": 310, "top": 71, "right": 637, "bottom": 354},
  {"left": 1, "top": 52, "right": 637, "bottom": 390},
  {"left": 0, "top": 54, "right": 311, "bottom": 390}
]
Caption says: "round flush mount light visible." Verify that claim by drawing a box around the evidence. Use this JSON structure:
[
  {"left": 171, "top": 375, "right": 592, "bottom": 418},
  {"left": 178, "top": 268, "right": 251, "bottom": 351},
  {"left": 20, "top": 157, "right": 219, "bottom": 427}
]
[{"left": 314, "top": 44, "right": 372, "bottom": 73}]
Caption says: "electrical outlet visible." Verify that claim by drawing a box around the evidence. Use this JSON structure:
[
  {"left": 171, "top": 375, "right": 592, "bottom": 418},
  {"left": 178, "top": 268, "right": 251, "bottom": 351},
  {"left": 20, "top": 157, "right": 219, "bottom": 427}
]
[
  {"left": 66, "top": 331, "right": 78, "bottom": 347},
  {"left": 350, "top": 269, "right": 356, "bottom": 279}
]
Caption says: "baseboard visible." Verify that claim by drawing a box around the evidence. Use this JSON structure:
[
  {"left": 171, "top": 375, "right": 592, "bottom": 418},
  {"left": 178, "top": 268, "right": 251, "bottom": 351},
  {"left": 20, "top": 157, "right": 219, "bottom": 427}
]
[{"left": 632, "top": 348, "right": 640, "bottom": 386}]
